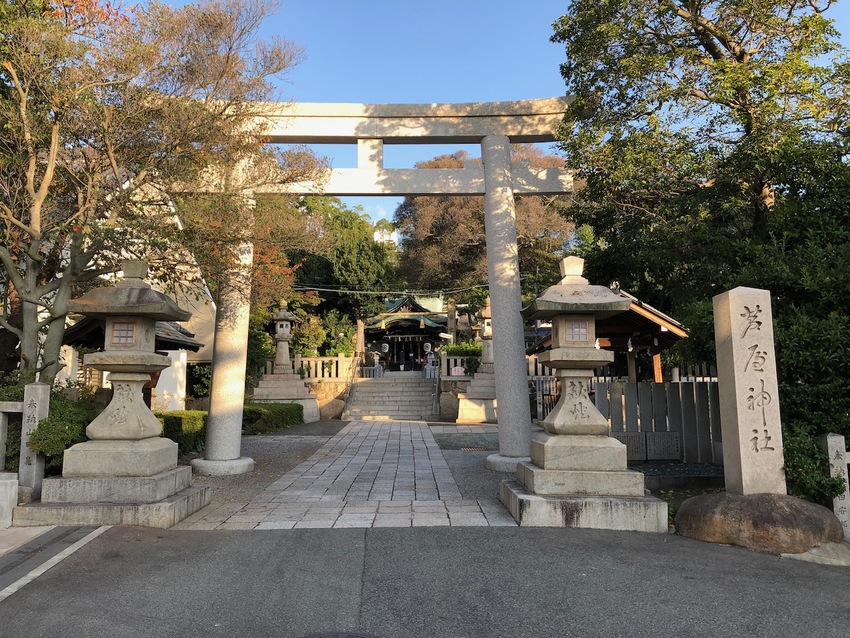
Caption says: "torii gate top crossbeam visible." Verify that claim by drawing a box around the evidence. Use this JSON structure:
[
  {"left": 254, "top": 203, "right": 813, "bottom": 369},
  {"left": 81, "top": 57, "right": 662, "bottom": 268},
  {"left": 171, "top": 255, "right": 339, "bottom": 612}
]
[
  {"left": 258, "top": 96, "right": 573, "bottom": 145},
  {"left": 253, "top": 97, "right": 574, "bottom": 196}
]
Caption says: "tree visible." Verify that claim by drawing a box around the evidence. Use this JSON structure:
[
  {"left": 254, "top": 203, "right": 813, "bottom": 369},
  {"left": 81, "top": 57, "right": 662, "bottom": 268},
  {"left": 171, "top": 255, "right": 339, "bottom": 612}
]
[
  {"left": 552, "top": 0, "right": 850, "bottom": 501},
  {"left": 290, "top": 196, "right": 400, "bottom": 317},
  {"left": 0, "top": 0, "right": 315, "bottom": 383},
  {"left": 394, "top": 146, "right": 575, "bottom": 304}
]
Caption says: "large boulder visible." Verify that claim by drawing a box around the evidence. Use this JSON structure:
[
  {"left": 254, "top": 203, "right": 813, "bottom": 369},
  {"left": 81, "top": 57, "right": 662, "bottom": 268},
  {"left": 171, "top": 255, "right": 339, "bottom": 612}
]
[{"left": 675, "top": 492, "right": 844, "bottom": 555}]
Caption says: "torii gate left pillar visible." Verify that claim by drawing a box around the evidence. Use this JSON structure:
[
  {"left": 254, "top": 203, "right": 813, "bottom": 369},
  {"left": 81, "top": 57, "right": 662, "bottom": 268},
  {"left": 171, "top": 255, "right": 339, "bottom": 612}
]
[{"left": 253, "top": 97, "right": 574, "bottom": 471}]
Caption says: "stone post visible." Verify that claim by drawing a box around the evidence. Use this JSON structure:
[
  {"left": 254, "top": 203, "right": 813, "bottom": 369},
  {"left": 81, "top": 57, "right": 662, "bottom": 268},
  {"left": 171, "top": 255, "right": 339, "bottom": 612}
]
[
  {"left": 193, "top": 240, "right": 255, "bottom": 475},
  {"left": 713, "top": 287, "right": 786, "bottom": 495},
  {"left": 481, "top": 135, "right": 532, "bottom": 470},
  {"left": 18, "top": 382, "right": 49, "bottom": 501},
  {"left": 0, "top": 411, "right": 9, "bottom": 469},
  {"left": 818, "top": 433, "right": 850, "bottom": 540}
]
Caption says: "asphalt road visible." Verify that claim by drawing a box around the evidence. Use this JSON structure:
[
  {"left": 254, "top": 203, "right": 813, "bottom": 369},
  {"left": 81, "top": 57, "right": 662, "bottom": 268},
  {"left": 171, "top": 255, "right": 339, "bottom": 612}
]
[{"left": 1, "top": 525, "right": 848, "bottom": 638}]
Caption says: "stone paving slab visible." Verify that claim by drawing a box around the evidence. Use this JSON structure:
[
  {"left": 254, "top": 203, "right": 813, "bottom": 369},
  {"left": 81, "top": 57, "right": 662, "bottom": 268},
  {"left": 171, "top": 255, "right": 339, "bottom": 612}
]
[{"left": 180, "top": 420, "right": 516, "bottom": 529}]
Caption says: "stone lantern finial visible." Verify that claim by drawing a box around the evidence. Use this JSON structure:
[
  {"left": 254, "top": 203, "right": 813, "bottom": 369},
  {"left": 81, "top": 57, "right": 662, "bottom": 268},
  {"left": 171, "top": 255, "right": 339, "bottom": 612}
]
[
  {"left": 117, "top": 259, "right": 152, "bottom": 289},
  {"left": 559, "top": 256, "right": 588, "bottom": 285}
]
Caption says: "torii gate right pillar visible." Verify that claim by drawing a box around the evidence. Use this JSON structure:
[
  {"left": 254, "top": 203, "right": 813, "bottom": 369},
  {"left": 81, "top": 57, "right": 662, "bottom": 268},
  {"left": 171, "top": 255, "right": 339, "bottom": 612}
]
[{"left": 481, "top": 135, "right": 532, "bottom": 470}]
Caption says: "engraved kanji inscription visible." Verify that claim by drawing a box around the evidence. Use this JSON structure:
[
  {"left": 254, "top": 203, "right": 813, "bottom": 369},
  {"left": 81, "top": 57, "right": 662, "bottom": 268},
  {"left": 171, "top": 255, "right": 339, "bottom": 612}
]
[
  {"left": 751, "top": 428, "right": 775, "bottom": 453},
  {"left": 746, "top": 378, "right": 772, "bottom": 426},
  {"left": 740, "top": 305, "right": 763, "bottom": 338}
]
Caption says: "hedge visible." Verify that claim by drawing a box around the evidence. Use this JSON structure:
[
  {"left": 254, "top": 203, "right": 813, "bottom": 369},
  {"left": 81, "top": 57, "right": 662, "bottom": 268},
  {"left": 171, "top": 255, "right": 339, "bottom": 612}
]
[
  {"left": 242, "top": 402, "right": 304, "bottom": 435},
  {"left": 155, "top": 410, "right": 208, "bottom": 455}
]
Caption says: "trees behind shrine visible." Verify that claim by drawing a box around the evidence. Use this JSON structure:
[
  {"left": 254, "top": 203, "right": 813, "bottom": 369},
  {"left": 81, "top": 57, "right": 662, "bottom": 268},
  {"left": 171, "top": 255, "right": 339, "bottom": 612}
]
[
  {"left": 551, "top": 0, "right": 850, "bottom": 502},
  {"left": 393, "top": 145, "right": 576, "bottom": 309}
]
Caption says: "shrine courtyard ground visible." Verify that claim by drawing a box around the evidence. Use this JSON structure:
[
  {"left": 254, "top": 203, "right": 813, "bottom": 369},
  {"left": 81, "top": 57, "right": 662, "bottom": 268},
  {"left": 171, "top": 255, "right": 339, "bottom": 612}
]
[{"left": 1, "top": 420, "right": 847, "bottom": 637}]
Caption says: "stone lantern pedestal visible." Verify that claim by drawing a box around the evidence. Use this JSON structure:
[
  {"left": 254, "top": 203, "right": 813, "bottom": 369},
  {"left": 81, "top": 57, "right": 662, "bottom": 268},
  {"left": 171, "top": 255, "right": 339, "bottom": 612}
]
[
  {"left": 457, "top": 297, "right": 498, "bottom": 423},
  {"left": 500, "top": 257, "right": 667, "bottom": 532},
  {"left": 13, "top": 261, "right": 210, "bottom": 528},
  {"left": 251, "top": 302, "right": 319, "bottom": 422}
]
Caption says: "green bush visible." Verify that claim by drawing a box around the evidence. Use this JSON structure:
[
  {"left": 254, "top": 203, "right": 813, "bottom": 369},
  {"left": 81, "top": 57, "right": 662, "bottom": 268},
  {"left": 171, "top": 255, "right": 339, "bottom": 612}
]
[
  {"left": 28, "top": 392, "right": 98, "bottom": 474},
  {"left": 444, "top": 341, "right": 482, "bottom": 356},
  {"left": 464, "top": 357, "right": 481, "bottom": 375},
  {"left": 242, "top": 402, "right": 303, "bottom": 435},
  {"left": 155, "top": 410, "right": 207, "bottom": 455}
]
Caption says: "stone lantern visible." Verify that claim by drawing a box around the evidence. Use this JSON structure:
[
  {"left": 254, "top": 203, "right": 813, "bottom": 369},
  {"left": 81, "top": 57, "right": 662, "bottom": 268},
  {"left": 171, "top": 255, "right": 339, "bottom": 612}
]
[
  {"left": 252, "top": 302, "right": 320, "bottom": 422},
  {"left": 272, "top": 301, "right": 299, "bottom": 374},
  {"left": 499, "top": 256, "right": 667, "bottom": 532},
  {"left": 18, "top": 260, "right": 211, "bottom": 528},
  {"left": 456, "top": 297, "right": 497, "bottom": 423}
]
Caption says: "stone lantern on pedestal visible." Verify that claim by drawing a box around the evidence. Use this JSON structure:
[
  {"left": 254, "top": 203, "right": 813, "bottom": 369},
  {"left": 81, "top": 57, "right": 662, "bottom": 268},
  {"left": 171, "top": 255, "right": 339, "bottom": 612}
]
[
  {"left": 499, "top": 257, "right": 667, "bottom": 532},
  {"left": 252, "top": 302, "right": 320, "bottom": 422},
  {"left": 456, "top": 297, "right": 498, "bottom": 423},
  {"left": 15, "top": 261, "right": 211, "bottom": 528},
  {"left": 272, "top": 302, "right": 299, "bottom": 374}
]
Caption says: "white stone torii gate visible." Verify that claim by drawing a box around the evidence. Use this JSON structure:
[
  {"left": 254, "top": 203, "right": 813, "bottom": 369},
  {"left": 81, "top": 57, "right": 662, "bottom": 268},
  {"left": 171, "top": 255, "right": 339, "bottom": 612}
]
[{"left": 198, "top": 97, "right": 574, "bottom": 474}]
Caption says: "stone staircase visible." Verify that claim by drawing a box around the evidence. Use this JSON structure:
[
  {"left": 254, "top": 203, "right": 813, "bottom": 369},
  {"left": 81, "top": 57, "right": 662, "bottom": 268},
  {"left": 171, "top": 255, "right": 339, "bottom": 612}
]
[{"left": 343, "top": 375, "right": 438, "bottom": 421}]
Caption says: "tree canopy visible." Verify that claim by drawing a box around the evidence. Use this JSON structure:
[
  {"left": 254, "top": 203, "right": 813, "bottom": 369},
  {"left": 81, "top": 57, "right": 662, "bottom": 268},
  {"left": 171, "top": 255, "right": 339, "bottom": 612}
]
[
  {"left": 552, "top": 0, "right": 850, "bottom": 502},
  {"left": 0, "top": 0, "right": 317, "bottom": 383},
  {"left": 393, "top": 146, "right": 575, "bottom": 306}
]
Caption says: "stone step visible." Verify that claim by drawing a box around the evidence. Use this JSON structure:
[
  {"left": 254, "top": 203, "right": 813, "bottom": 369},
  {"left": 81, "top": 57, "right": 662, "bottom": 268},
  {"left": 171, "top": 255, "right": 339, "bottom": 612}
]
[
  {"left": 13, "top": 484, "right": 212, "bottom": 529},
  {"left": 347, "top": 417, "right": 435, "bottom": 422}
]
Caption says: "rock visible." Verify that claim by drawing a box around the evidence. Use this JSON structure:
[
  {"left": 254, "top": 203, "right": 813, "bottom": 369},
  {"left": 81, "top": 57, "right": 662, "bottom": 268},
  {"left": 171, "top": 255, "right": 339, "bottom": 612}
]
[
  {"left": 675, "top": 492, "right": 844, "bottom": 555},
  {"left": 319, "top": 399, "right": 344, "bottom": 421}
]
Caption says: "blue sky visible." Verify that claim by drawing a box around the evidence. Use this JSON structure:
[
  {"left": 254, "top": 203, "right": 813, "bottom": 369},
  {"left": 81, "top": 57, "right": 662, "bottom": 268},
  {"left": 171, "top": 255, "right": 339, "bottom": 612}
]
[{"left": 259, "top": 0, "right": 850, "bottom": 222}]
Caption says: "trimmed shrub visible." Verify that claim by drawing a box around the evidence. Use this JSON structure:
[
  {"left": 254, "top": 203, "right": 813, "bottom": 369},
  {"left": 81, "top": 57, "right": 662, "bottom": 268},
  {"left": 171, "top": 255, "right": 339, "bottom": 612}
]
[
  {"left": 155, "top": 410, "right": 207, "bottom": 455},
  {"left": 444, "top": 341, "right": 482, "bottom": 357},
  {"left": 242, "top": 402, "right": 304, "bottom": 435}
]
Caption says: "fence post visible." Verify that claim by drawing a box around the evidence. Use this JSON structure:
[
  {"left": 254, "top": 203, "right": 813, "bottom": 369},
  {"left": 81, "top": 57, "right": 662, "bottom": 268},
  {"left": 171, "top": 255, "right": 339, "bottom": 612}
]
[
  {"left": 0, "top": 412, "right": 8, "bottom": 470},
  {"left": 19, "top": 383, "right": 49, "bottom": 501}
]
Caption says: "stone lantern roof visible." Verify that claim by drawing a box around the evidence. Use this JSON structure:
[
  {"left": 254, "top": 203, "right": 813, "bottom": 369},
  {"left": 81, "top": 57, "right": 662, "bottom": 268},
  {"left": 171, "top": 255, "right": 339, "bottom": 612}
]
[
  {"left": 273, "top": 301, "right": 300, "bottom": 324},
  {"left": 67, "top": 260, "right": 191, "bottom": 322},
  {"left": 522, "top": 256, "right": 630, "bottom": 321}
]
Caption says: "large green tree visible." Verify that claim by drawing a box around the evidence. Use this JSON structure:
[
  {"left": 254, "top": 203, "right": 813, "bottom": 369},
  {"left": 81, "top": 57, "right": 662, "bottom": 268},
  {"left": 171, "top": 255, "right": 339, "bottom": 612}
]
[
  {"left": 0, "top": 0, "right": 314, "bottom": 383},
  {"left": 552, "top": 0, "right": 850, "bottom": 501},
  {"left": 290, "top": 196, "right": 400, "bottom": 318}
]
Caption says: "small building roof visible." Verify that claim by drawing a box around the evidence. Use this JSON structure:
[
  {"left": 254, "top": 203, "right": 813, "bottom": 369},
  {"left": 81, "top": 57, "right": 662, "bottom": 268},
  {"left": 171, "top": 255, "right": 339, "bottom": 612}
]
[{"left": 63, "top": 317, "right": 203, "bottom": 352}]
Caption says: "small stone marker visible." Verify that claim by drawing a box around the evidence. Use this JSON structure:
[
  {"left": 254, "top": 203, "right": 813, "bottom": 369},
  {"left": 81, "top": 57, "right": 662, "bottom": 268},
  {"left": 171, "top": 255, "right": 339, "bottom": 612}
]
[
  {"left": 714, "top": 287, "right": 786, "bottom": 495},
  {"left": 18, "top": 383, "right": 49, "bottom": 501},
  {"left": 818, "top": 433, "right": 850, "bottom": 541}
]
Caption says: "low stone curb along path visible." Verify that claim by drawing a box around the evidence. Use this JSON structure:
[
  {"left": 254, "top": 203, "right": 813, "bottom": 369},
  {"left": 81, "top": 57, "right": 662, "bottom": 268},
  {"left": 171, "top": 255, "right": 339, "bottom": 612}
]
[{"left": 176, "top": 421, "right": 517, "bottom": 530}]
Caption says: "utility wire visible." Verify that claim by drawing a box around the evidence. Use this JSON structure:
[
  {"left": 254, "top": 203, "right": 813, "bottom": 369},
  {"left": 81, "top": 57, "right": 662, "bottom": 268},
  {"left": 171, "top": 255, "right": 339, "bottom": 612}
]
[{"left": 291, "top": 283, "right": 489, "bottom": 296}]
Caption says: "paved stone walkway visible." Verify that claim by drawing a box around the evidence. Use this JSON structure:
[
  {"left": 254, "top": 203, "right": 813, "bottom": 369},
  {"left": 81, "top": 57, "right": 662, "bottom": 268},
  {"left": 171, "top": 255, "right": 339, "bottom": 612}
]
[{"left": 180, "top": 421, "right": 516, "bottom": 530}]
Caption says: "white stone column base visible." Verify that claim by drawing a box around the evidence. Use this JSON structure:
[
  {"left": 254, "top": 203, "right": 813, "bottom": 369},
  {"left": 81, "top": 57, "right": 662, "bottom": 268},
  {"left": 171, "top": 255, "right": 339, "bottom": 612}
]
[
  {"left": 191, "top": 456, "right": 254, "bottom": 476},
  {"left": 485, "top": 453, "right": 530, "bottom": 472},
  {"left": 500, "top": 479, "right": 668, "bottom": 532}
]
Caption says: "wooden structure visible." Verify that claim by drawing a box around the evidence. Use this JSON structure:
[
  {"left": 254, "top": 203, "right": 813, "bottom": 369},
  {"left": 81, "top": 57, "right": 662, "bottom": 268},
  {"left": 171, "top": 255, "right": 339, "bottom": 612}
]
[{"left": 527, "top": 289, "right": 687, "bottom": 383}]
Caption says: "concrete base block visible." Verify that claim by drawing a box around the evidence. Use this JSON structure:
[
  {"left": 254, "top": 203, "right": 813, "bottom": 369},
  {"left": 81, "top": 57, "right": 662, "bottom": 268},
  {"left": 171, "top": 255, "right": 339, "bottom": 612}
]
[
  {"left": 485, "top": 454, "right": 530, "bottom": 473},
  {"left": 456, "top": 397, "right": 497, "bottom": 424},
  {"left": 530, "top": 433, "right": 626, "bottom": 471},
  {"left": 500, "top": 479, "right": 668, "bottom": 533},
  {"left": 63, "top": 438, "right": 177, "bottom": 478},
  {"left": 41, "top": 467, "right": 192, "bottom": 504},
  {"left": 1, "top": 472, "right": 18, "bottom": 528},
  {"left": 516, "top": 462, "right": 645, "bottom": 497},
  {"left": 13, "top": 485, "right": 211, "bottom": 529},
  {"left": 191, "top": 456, "right": 254, "bottom": 476}
]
